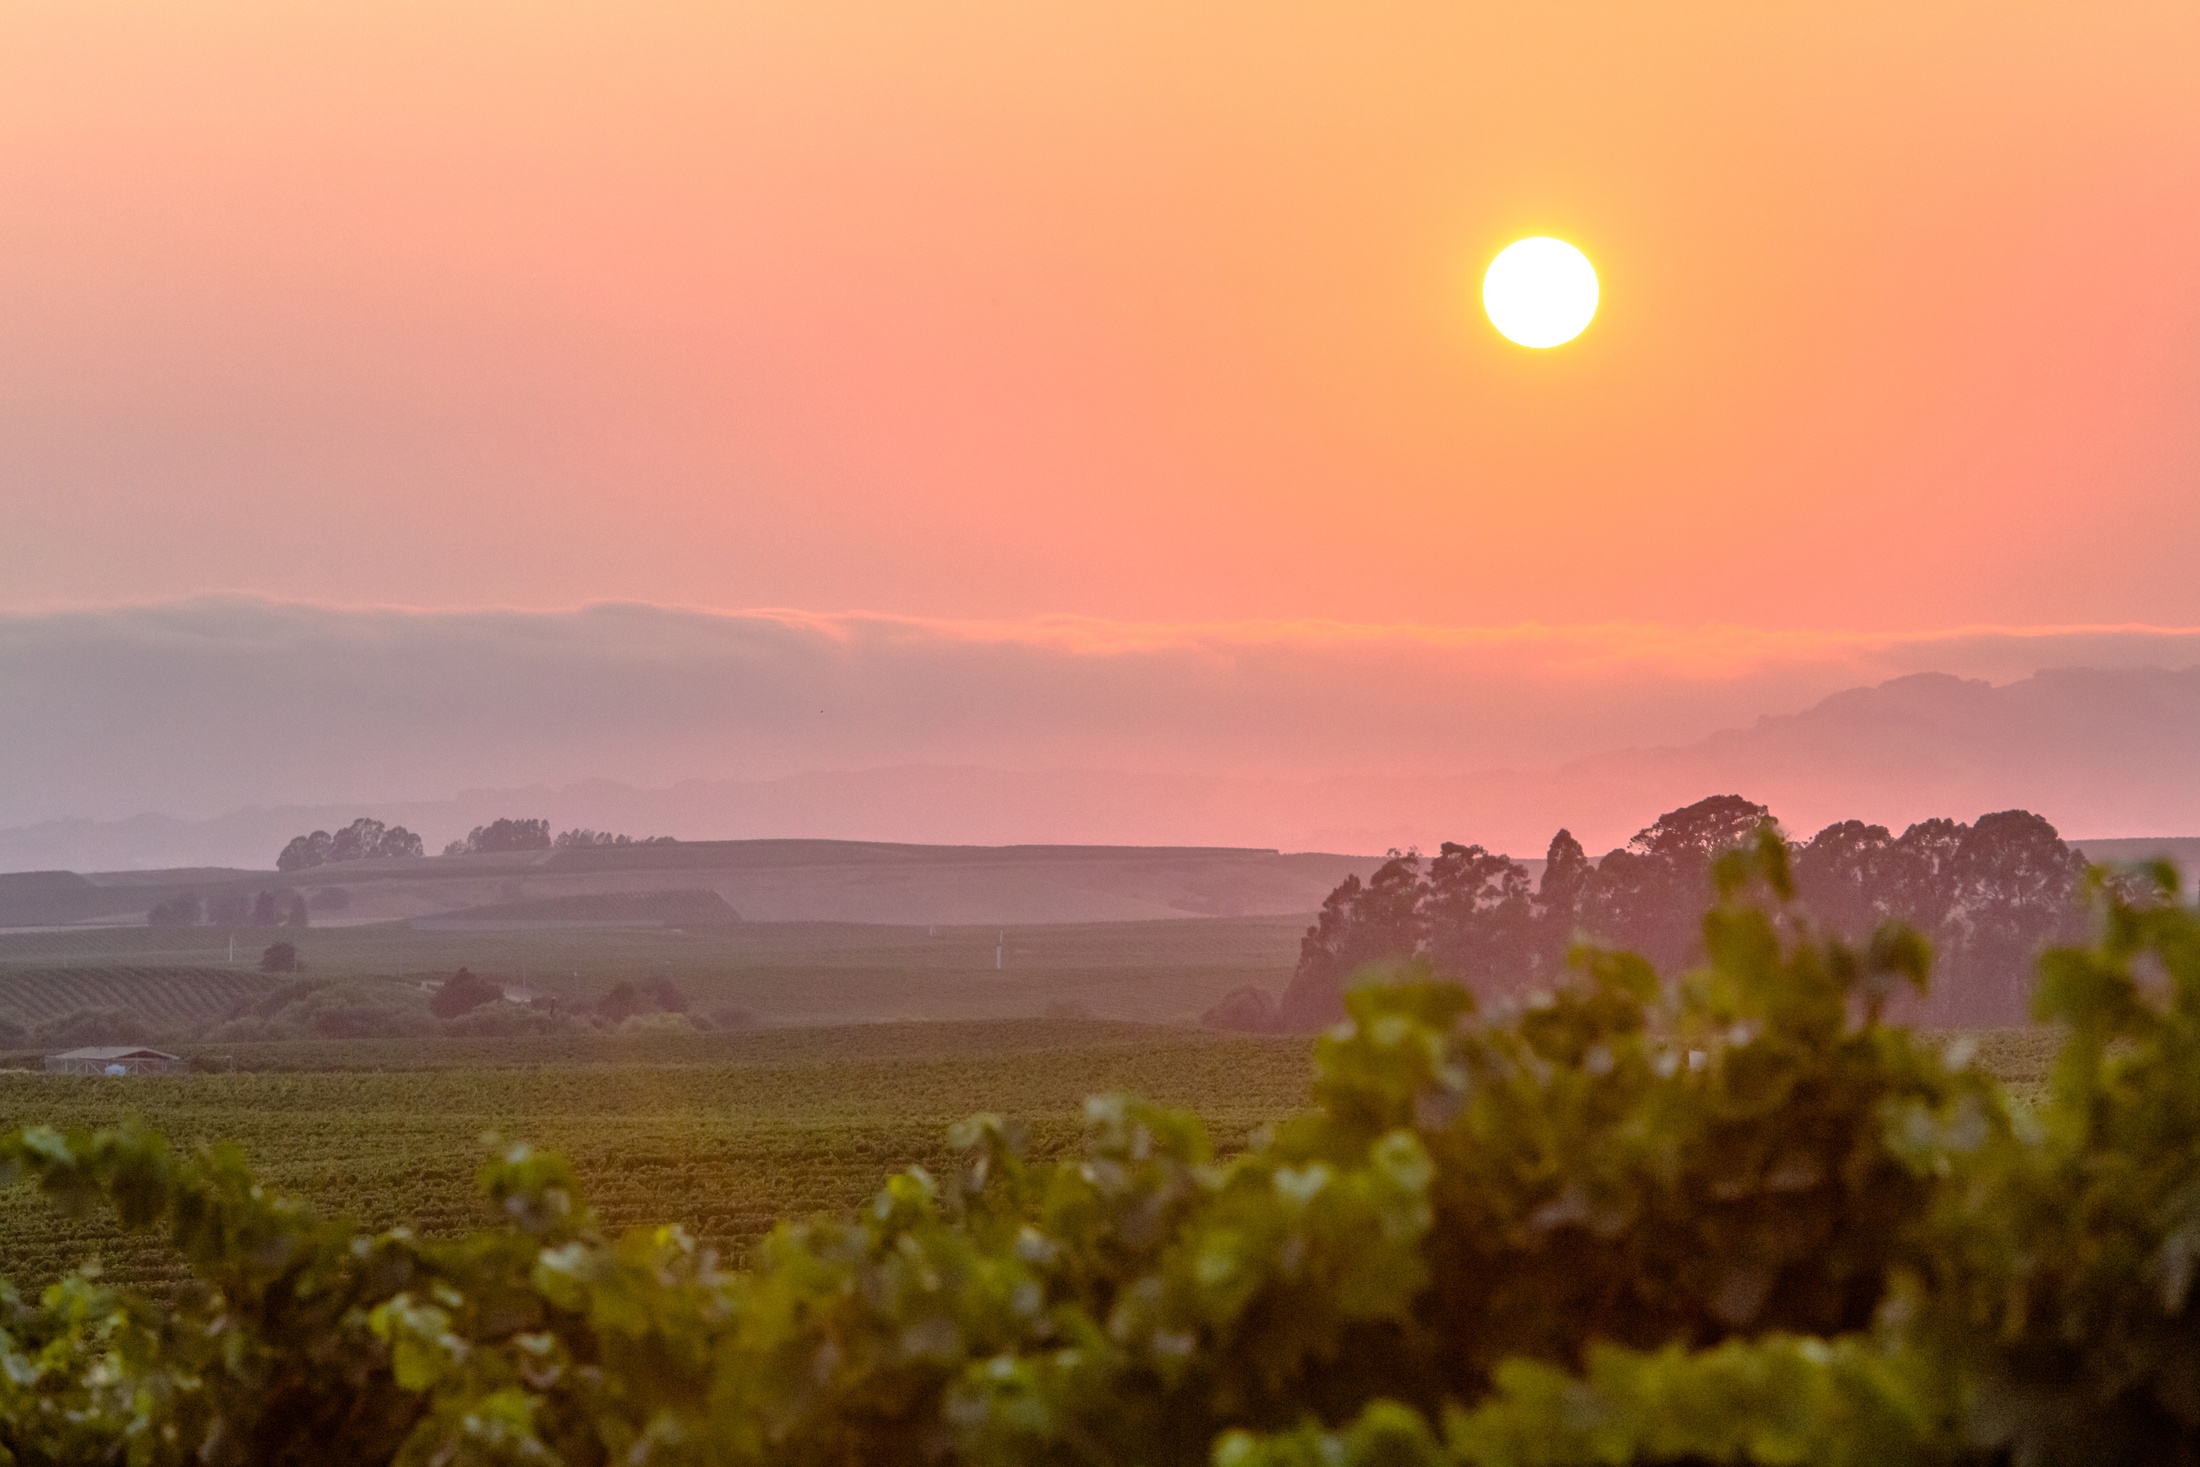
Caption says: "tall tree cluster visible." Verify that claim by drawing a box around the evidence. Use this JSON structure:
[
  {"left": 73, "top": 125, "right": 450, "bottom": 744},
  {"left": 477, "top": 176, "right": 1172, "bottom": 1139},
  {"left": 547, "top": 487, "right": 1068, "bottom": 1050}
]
[
  {"left": 442, "top": 817, "right": 553, "bottom": 856},
  {"left": 1277, "top": 794, "right": 2087, "bottom": 1030},
  {"left": 276, "top": 817, "right": 425, "bottom": 872}
]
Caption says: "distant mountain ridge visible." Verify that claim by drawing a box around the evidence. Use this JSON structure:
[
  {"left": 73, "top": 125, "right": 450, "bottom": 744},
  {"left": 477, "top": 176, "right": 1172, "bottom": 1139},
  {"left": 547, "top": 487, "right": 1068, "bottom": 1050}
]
[
  {"left": 4, "top": 664, "right": 2199, "bottom": 871},
  {"left": 1566, "top": 665, "right": 2200, "bottom": 844}
]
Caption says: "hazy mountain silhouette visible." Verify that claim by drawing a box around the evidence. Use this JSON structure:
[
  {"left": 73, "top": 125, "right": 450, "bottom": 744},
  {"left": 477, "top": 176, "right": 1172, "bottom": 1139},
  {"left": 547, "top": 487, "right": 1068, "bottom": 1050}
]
[
  {"left": 1548, "top": 666, "right": 2200, "bottom": 845},
  {"left": 5, "top": 665, "right": 2198, "bottom": 873}
]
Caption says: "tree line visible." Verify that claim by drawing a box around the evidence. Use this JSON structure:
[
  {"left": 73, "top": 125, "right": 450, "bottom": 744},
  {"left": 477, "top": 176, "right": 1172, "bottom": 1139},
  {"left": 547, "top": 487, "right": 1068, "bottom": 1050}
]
[
  {"left": 275, "top": 816, "right": 674, "bottom": 869},
  {"left": 439, "top": 818, "right": 673, "bottom": 856},
  {"left": 1233, "top": 794, "right": 2092, "bottom": 1033}
]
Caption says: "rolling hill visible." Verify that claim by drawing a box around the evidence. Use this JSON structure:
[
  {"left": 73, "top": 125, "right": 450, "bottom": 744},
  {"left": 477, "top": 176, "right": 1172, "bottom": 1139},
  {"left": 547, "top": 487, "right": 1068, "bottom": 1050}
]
[{"left": 0, "top": 840, "right": 1378, "bottom": 931}]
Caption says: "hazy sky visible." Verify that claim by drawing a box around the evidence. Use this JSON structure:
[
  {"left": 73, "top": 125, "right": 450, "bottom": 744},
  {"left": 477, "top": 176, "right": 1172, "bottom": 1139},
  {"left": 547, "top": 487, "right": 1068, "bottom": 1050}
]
[{"left": 4, "top": 1, "right": 2197, "bottom": 630}]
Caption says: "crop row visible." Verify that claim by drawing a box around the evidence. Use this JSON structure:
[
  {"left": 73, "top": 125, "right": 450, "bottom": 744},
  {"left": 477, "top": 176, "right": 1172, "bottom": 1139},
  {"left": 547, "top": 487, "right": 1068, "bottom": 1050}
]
[
  {"left": 0, "top": 966, "right": 282, "bottom": 1029},
  {"left": 0, "top": 1033, "right": 1313, "bottom": 1288}
]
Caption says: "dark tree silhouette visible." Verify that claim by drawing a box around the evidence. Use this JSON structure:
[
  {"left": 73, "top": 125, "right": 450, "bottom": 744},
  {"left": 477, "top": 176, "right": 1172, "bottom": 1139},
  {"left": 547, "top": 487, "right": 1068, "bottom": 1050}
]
[
  {"left": 1937, "top": 809, "right": 2087, "bottom": 1023},
  {"left": 447, "top": 818, "right": 553, "bottom": 857},
  {"left": 1536, "top": 829, "right": 1594, "bottom": 934},
  {"left": 1280, "top": 795, "right": 2089, "bottom": 1032},
  {"left": 553, "top": 828, "right": 673, "bottom": 849},
  {"left": 1277, "top": 851, "right": 1428, "bottom": 1029},
  {"left": 1629, "top": 794, "right": 1774, "bottom": 861},
  {"left": 146, "top": 893, "right": 204, "bottom": 928},
  {"left": 1888, "top": 817, "right": 1968, "bottom": 933},
  {"left": 258, "top": 942, "right": 301, "bottom": 974},
  {"left": 276, "top": 832, "right": 330, "bottom": 873},
  {"left": 595, "top": 981, "right": 646, "bottom": 1023},
  {"left": 1790, "top": 820, "right": 1903, "bottom": 937},
  {"left": 1583, "top": 796, "right": 1777, "bottom": 970},
  {"left": 1421, "top": 842, "right": 1538, "bottom": 995},
  {"left": 428, "top": 968, "right": 504, "bottom": 1020},
  {"left": 1201, "top": 985, "right": 1281, "bottom": 1032},
  {"left": 277, "top": 818, "right": 425, "bottom": 872}
]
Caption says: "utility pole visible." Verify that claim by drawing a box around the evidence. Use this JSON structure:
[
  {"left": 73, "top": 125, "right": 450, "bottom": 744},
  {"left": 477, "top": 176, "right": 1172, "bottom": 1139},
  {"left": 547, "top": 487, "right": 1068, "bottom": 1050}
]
[{"left": 996, "top": 930, "right": 1004, "bottom": 971}]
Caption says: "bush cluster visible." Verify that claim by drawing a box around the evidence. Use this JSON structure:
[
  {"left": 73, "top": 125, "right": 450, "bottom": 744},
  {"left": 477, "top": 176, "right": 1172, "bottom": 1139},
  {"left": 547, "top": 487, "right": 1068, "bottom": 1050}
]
[
  {"left": 4, "top": 837, "right": 2198, "bottom": 1464},
  {"left": 202, "top": 977, "right": 581, "bottom": 1043}
]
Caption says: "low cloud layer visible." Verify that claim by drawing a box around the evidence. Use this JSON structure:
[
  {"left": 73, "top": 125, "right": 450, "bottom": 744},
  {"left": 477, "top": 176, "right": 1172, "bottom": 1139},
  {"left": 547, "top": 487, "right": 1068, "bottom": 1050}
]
[{"left": 5, "top": 599, "right": 2200, "bottom": 862}]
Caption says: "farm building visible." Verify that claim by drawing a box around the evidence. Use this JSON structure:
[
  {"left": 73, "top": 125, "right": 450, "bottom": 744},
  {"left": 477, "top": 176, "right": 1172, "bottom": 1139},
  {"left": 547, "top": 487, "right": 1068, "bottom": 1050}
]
[{"left": 43, "top": 1046, "right": 186, "bottom": 1076}]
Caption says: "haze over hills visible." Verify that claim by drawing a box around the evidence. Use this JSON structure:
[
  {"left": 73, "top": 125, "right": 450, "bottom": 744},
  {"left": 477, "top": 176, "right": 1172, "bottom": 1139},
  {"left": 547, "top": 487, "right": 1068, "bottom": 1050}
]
[
  {"left": 7, "top": 662, "right": 2200, "bottom": 873},
  {"left": 0, "top": 842, "right": 1378, "bottom": 930}
]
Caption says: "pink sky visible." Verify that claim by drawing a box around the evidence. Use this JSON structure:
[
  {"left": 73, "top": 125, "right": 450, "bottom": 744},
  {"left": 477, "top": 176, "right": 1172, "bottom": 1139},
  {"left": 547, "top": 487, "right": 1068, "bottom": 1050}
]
[{"left": 3, "top": 2, "right": 2198, "bottom": 633}]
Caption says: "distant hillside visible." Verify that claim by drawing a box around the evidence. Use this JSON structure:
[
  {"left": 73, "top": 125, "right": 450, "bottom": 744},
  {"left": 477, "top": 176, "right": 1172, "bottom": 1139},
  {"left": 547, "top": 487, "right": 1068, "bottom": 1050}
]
[
  {"left": 0, "top": 966, "right": 281, "bottom": 1034},
  {"left": 0, "top": 871, "right": 151, "bottom": 927},
  {"left": 411, "top": 888, "right": 741, "bottom": 930},
  {"left": 1530, "top": 666, "right": 2200, "bottom": 848},
  {"left": 0, "top": 842, "right": 1379, "bottom": 930}
]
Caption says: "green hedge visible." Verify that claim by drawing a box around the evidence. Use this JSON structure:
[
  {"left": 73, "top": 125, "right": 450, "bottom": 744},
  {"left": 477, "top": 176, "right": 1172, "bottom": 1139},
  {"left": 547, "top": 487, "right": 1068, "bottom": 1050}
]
[{"left": 3, "top": 835, "right": 2196, "bottom": 1465}]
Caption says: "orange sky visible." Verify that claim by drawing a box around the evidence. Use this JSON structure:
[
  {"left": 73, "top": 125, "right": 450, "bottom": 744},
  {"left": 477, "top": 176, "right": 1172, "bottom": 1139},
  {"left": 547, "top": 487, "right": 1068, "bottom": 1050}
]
[{"left": 2, "top": 1, "right": 2197, "bottom": 631}]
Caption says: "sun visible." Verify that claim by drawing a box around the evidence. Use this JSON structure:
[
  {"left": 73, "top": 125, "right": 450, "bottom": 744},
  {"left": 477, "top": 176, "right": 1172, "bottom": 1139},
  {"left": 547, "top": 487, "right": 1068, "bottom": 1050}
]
[{"left": 1482, "top": 237, "right": 1598, "bottom": 348}]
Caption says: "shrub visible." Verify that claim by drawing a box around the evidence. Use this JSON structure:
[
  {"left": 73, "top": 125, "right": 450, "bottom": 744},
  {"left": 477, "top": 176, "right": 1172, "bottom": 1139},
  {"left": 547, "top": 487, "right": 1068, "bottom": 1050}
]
[
  {"left": 259, "top": 940, "right": 302, "bottom": 973},
  {"left": 595, "top": 977, "right": 688, "bottom": 1024},
  {"left": 594, "top": 979, "right": 645, "bottom": 1023},
  {"left": 441, "top": 1003, "right": 576, "bottom": 1039},
  {"left": 205, "top": 980, "right": 436, "bottom": 1042},
  {"left": 427, "top": 967, "right": 503, "bottom": 1019},
  {"left": 33, "top": 1007, "right": 154, "bottom": 1048},
  {"left": 146, "top": 892, "right": 203, "bottom": 927},
  {"left": 1202, "top": 984, "right": 1280, "bottom": 1031},
  {"left": 4, "top": 838, "right": 2199, "bottom": 1465},
  {"left": 615, "top": 1010, "right": 697, "bottom": 1035}
]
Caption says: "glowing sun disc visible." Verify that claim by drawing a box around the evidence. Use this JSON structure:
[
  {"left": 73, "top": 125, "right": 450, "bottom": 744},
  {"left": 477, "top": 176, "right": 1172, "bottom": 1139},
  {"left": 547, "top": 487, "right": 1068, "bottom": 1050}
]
[{"left": 1482, "top": 237, "right": 1598, "bottom": 348}]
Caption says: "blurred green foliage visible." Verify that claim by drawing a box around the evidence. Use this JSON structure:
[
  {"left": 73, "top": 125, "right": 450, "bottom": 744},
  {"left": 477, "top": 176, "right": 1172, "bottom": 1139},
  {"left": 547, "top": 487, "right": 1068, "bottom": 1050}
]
[{"left": 3, "top": 835, "right": 2197, "bottom": 1464}]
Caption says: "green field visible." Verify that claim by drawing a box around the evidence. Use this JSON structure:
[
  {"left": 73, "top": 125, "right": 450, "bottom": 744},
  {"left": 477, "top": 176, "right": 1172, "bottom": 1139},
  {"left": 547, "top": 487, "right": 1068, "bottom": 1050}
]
[
  {"left": 0, "top": 1013, "right": 2063, "bottom": 1296},
  {"left": 0, "top": 915, "right": 1306, "bottom": 1029},
  {"left": 0, "top": 1019, "right": 1313, "bottom": 1290},
  {"left": 0, "top": 911, "right": 2065, "bottom": 1297}
]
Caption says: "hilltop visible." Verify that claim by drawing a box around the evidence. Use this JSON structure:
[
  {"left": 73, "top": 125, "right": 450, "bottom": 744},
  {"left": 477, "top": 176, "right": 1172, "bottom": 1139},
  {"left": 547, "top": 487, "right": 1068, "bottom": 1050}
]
[{"left": 0, "top": 839, "right": 1377, "bottom": 931}]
